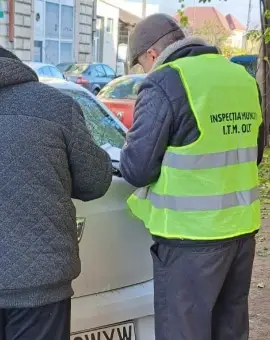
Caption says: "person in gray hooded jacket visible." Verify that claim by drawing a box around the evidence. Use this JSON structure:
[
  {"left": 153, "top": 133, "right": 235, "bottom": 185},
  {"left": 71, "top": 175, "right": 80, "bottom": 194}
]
[
  {"left": 120, "top": 13, "right": 265, "bottom": 340},
  {"left": 0, "top": 47, "right": 112, "bottom": 339}
]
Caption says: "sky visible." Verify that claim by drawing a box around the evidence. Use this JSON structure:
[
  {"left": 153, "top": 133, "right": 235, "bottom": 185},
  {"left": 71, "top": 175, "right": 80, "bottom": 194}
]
[{"left": 139, "top": 0, "right": 261, "bottom": 29}]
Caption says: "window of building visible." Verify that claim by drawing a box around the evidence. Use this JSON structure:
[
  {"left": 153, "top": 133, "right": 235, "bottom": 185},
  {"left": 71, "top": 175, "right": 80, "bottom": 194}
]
[
  {"left": 35, "top": 0, "right": 74, "bottom": 65},
  {"left": 60, "top": 42, "right": 73, "bottom": 63},
  {"left": 118, "top": 21, "right": 129, "bottom": 44},
  {"left": 34, "top": 41, "right": 43, "bottom": 62},
  {"left": 45, "top": 40, "right": 59, "bottom": 65},
  {"left": 45, "top": 2, "right": 59, "bottom": 39},
  {"left": 107, "top": 18, "right": 114, "bottom": 34},
  {"left": 93, "top": 17, "right": 104, "bottom": 63},
  {"left": 61, "top": 5, "right": 73, "bottom": 40}
]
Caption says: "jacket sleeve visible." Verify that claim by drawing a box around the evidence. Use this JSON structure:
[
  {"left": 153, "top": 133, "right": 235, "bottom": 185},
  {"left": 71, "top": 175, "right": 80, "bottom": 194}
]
[
  {"left": 120, "top": 78, "right": 173, "bottom": 187},
  {"left": 68, "top": 101, "right": 112, "bottom": 201}
]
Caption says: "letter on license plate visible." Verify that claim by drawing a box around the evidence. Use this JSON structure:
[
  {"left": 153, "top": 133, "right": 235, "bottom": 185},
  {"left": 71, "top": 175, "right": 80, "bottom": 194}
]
[{"left": 70, "top": 322, "right": 135, "bottom": 340}]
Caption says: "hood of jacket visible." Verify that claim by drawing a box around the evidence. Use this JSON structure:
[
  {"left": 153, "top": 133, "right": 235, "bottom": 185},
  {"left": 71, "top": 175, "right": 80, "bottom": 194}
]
[
  {"left": 150, "top": 37, "right": 220, "bottom": 72},
  {"left": 0, "top": 47, "right": 38, "bottom": 89}
]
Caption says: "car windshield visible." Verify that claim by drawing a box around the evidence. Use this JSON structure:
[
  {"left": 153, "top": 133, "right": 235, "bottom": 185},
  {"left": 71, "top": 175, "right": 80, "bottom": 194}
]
[
  {"left": 98, "top": 76, "right": 145, "bottom": 100},
  {"left": 66, "top": 64, "right": 89, "bottom": 75},
  {"left": 61, "top": 89, "right": 126, "bottom": 149}
]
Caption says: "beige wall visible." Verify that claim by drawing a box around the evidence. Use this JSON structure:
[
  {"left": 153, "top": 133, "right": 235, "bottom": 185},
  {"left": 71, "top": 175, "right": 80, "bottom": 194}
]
[
  {"left": 231, "top": 30, "right": 244, "bottom": 49},
  {"left": 0, "top": 0, "right": 33, "bottom": 61},
  {"left": 76, "top": 0, "right": 94, "bottom": 63},
  {"left": 97, "top": 0, "right": 119, "bottom": 70},
  {"left": 0, "top": 0, "right": 95, "bottom": 63}
]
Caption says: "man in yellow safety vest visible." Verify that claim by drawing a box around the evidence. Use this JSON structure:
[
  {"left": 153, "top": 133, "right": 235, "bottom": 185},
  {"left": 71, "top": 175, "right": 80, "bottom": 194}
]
[{"left": 120, "top": 13, "right": 265, "bottom": 340}]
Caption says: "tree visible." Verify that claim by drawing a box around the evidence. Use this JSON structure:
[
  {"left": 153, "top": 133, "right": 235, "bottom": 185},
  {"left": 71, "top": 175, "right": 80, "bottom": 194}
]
[
  {"left": 221, "top": 45, "right": 247, "bottom": 59},
  {"left": 245, "top": 29, "right": 262, "bottom": 54},
  {"left": 190, "top": 20, "right": 230, "bottom": 49}
]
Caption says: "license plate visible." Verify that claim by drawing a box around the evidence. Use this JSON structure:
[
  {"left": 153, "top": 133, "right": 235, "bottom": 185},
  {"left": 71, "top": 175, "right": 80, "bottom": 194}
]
[{"left": 70, "top": 322, "right": 135, "bottom": 340}]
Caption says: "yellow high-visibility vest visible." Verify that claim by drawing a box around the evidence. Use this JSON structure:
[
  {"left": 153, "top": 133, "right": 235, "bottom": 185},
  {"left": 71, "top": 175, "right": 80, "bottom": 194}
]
[{"left": 127, "top": 54, "right": 262, "bottom": 240}]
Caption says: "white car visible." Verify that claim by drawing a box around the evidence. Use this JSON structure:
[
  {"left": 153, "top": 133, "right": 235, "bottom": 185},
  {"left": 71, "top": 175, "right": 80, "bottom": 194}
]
[
  {"left": 41, "top": 78, "right": 155, "bottom": 340},
  {"left": 25, "top": 62, "right": 65, "bottom": 80}
]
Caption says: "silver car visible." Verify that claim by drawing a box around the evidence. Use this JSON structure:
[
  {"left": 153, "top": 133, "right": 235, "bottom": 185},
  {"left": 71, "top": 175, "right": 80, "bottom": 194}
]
[
  {"left": 25, "top": 62, "right": 65, "bottom": 80},
  {"left": 41, "top": 78, "right": 154, "bottom": 340}
]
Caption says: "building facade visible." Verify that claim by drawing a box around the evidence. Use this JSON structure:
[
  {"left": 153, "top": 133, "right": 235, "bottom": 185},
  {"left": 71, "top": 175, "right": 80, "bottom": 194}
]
[
  {"left": 109, "top": 0, "right": 159, "bottom": 18},
  {"left": 94, "top": 0, "right": 140, "bottom": 75},
  {"left": 0, "top": 0, "right": 96, "bottom": 63},
  {"left": 95, "top": 0, "right": 119, "bottom": 70}
]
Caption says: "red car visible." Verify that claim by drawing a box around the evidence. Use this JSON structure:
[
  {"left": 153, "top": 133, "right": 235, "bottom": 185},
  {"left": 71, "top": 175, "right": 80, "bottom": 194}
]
[{"left": 98, "top": 74, "right": 146, "bottom": 129}]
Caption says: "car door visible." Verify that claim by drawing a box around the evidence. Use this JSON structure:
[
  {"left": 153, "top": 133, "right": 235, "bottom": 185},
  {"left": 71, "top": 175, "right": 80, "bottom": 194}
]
[{"left": 60, "top": 89, "right": 153, "bottom": 298}]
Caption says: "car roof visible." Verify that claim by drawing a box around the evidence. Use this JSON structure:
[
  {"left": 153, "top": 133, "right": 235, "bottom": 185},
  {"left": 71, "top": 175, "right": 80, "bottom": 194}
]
[
  {"left": 68, "top": 63, "right": 112, "bottom": 67},
  {"left": 39, "top": 77, "right": 128, "bottom": 132},
  {"left": 25, "top": 62, "right": 56, "bottom": 70},
  {"left": 102, "top": 74, "right": 146, "bottom": 86},
  {"left": 57, "top": 62, "right": 73, "bottom": 65},
  {"left": 40, "top": 77, "right": 89, "bottom": 91}
]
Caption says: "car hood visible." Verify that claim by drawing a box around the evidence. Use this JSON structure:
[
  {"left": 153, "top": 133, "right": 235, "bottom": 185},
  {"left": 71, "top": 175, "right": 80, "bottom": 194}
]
[{"left": 102, "top": 143, "right": 121, "bottom": 162}]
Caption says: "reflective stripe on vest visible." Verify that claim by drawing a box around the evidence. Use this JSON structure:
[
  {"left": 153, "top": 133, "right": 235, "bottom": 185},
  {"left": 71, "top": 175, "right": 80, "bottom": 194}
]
[
  {"left": 163, "top": 146, "right": 257, "bottom": 170},
  {"left": 127, "top": 54, "right": 262, "bottom": 240},
  {"left": 134, "top": 186, "right": 259, "bottom": 211}
]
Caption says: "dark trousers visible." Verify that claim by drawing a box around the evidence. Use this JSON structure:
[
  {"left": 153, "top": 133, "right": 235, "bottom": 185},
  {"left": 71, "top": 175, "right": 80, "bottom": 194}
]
[
  {"left": 151, "top": 236, "right": 255, "bottom": 340},
  {"left": 0, "top": 299, "right": 71, "bottom": 340}
]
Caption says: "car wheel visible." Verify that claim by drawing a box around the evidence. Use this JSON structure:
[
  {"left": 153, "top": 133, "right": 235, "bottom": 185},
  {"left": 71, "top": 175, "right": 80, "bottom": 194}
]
[{"left": 93, "top": 88, "right": 100, "bottom": 95}]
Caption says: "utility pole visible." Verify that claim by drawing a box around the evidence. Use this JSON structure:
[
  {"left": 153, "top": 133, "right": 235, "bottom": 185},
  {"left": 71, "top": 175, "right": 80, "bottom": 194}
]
[
  {"left": 246, "top": 0, "right": 252, "bottom": 32},
  {"left": 142, "top": 0, "right": 147, "bottom": 18},
  {"left": 244, "top": 0, "right": 252, "bottom": 49}
]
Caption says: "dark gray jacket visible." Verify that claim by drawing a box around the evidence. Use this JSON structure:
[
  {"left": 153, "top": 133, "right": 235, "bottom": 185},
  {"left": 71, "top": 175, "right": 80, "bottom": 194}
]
[
  {"left": 0, "top": 49, "right": 112, "bottom": 308},
  {"left": 120, "top": 43, "right": 264, "bottom": 242}
]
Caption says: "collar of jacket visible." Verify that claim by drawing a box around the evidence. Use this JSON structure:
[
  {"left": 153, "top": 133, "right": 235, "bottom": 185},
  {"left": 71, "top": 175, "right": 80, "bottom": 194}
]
[{"left": 150, "top": 37, "right": 210, "bottom": 72}]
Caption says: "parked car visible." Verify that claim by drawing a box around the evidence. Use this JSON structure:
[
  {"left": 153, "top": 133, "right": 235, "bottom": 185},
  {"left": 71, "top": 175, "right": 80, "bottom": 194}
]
[
  {"left": 230, "top": 55, "right": 258, "bottom": 78},
  {"left": 57, "top": 62, "right": 74, "bottom": 73},
  {"left": 40, "top": 77, "right": 154, "bottom": 340},
  {"left": 98, "top": 74, "right": 146, "bottom": 129},
  {"left": 65, "top": 63, "right": 117, "bottom": 95},
  {"left": 25, "top": 62, "right": 65, "bottom": 80}
]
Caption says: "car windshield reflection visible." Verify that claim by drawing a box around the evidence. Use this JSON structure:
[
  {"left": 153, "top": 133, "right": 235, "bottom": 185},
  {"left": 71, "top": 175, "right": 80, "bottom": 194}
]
[{"left": 61, "top": 89, "right": 126, "bottom": 149}]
